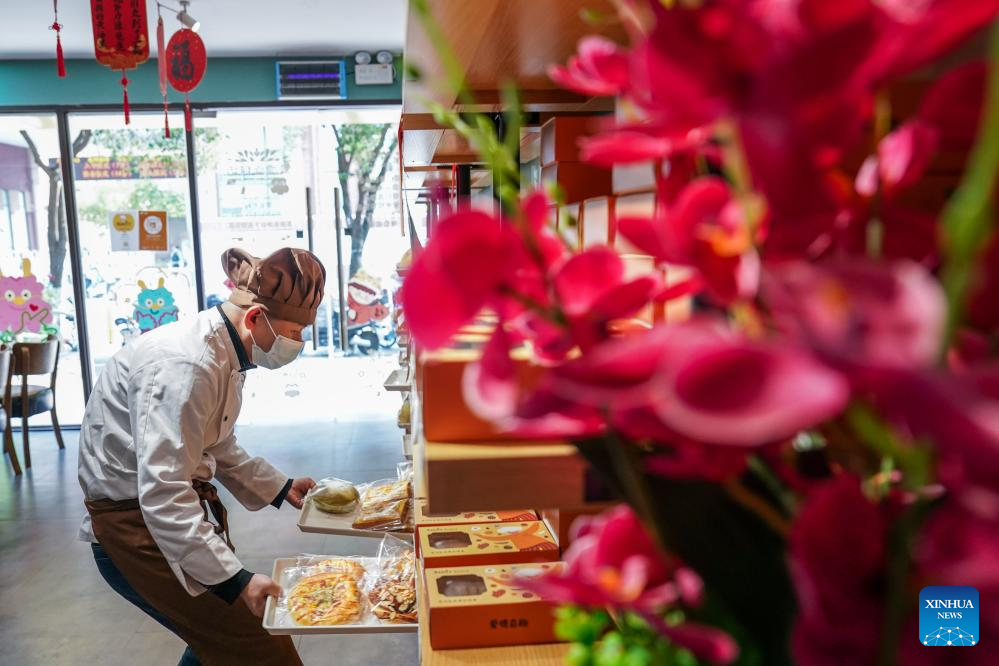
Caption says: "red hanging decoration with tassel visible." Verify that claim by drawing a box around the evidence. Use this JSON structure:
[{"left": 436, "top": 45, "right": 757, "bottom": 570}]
[
  {"left": 166, "top": 28, "right": 207, "bottom": 134},
  {"left": 121, "top": 71, "right": 130, "bottom": 124},
  {"left": 157, "top": 13, "right": 170, "bottom": 138},
  {"left": 185, "top": 94, "right": 193, "bottom": 132},
  {"left": 52, "top": 0, "right": 66, "bottom": 77},
  {"left": 90, "top": 0, "right": 150, "bottom": 124}
]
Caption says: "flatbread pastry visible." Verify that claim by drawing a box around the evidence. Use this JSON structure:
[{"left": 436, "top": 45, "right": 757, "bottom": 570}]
[
  {"left": 308, "top": 558, "right": 365, "bottom": 581},
  {"left": 288, "top": 573, "right": 362, "bottom": 626}
]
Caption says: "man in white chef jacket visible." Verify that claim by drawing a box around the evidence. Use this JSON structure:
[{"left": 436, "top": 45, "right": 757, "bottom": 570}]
[{"left": 78, "top": 247, "right": 325, "bottom": 666}]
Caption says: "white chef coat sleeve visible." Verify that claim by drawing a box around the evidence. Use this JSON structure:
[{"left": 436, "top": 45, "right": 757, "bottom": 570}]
[
  {"left": 212, "top": 432, "right": 289, "bottom": 511},
  {"left": 130, "top": 359, "right": 243, "bottom": 588}
]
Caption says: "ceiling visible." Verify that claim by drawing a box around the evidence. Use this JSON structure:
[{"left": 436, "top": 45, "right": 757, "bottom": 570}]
[{"left": 0, "top": 0, "right": 406, "bottom": 59}]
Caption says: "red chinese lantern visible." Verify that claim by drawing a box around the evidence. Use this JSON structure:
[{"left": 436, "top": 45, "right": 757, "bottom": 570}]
[
  {"left": 166, "top": 29, "right": 207, "bottom": 133},
  {"left": 51, "top": 0, "right": 66, "bottom": 78},
  {"left": 90, "top": 0, "right": 150, "bottom": 124}
]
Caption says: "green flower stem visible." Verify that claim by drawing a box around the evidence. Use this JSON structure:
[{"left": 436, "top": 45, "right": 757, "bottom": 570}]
[
  {"left": 606, "top": 430, "right": 670, "bottom": 555},
  {"left": 747, "top": 455, "right": 798, "bottom": 516},
  {"left": 940, "top": 22, "right": 999, "bottom": 353},
  {"left": 876, "top": 499, "right": 934, "bottom": 666},
  {"left": 722, "top": 479, "right": 791, "bottom": 537},
  {"left": 845, "top": 403, "right": 931, "bottom": 491}
]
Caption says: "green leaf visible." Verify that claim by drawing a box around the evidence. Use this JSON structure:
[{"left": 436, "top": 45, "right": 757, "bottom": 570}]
[{"left": 940, "top": 24, "right": 999, "bottom": 348}]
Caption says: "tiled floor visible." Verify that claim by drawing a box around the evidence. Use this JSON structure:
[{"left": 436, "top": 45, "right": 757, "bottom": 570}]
[{"left": 0, "top": 358, "right": 418, "bottom": 666}]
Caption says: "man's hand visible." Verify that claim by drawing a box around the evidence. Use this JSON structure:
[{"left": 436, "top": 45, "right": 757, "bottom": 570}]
[
  {"left": 285, "top": 477, "right": 316, "bottom": 509},
  {"left": 240, "top": 573, "right": 281, "bottom": 618}
]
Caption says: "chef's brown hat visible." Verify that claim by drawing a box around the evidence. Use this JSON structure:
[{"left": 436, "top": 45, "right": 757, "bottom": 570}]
[{"left": 222, "top": 247, "right": 326, "bottom": 326}]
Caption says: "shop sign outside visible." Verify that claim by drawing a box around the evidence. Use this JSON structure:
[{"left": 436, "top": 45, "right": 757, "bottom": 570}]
[{"left": 48, "top": 156, "right": 187, "bottom": 180}]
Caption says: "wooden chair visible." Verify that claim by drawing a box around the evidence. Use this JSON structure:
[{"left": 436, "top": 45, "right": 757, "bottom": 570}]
[
  {"left": 4, "top": 337, "right": 63, "bottom": 472},
  {"left": 0, "top": 348, "right": 14, "bottom": 475}
]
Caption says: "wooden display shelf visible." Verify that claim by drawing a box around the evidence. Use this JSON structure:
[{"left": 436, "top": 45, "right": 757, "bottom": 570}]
[
  {"left": 385, "top": 367, "right": 412, "bottom": 392},
  {"left": 418, "top": 569, "right": 569, "bottom": 665},
  {"left": 401, "top": 0, "right": 623, "bottom": 168},
  {"left": 421, "top": 438, "right": 587, "bottom": 513}
]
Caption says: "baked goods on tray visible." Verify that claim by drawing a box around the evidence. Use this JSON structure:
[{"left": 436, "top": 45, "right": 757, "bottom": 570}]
[
  {"left": 310, "top": 479, "right": 360, "bottom": 514},
  {"left": 352, "top": 498, "right": 408, "bottom": 530},
  {"left": 288, "top": 572, "right": 362, "bottom": 626},
  {"left": 308, "top": 558, "right": 365, "bottom": 580},
  {"left": 362, "top": 479, "right": 410, "bottom": 506},
  {"left": 368, "top": 551, "right": 417, "bottom": 623}
]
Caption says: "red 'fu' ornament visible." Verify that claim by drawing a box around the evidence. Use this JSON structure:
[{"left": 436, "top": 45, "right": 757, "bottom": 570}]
[
  {"left": 90, "top": 0, "right": 150, "bottom": 124},
  {"left": 166, "top": 29, "right": 207, "bottom": 133}
]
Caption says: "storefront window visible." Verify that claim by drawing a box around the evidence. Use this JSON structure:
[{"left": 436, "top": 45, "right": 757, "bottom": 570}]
[
  {"left": 68, "top": 112, "right": 199, "bottom": 379},
  {"left": 0, "top": 114, "right": 86, "bottom": 424},
  {"left": 194, "top": 108, "right": 409, "bottom": 357}
]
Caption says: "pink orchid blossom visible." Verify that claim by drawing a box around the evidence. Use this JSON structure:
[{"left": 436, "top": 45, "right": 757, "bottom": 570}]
[
  {"left": 526, "top": 505, "right": 739, "bottom": 664},
  {"left": 510, "top": 320, "right": 848, "bottom": 448},
  {"left": 764, "top": 259, "right": 947, "bottom": 370},
  {"left": 401, "top": 192, "right": 567, "bottom": 350},
  {"left": 789, "top": 475, "right": 888, "bottom": 666},
  {"left": 618, "top": 177, "right": 761, "bottom": 304},
  {"left": 855, "top": 121, "right": 939, "bottom": 198},
  {"left": 548, "top": 36, "right": 631, "bottom": 97}
]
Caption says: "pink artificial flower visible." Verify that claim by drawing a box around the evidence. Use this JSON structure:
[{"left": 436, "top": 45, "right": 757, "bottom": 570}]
[
  {"left": 579, "top": 125, "right": 712, "bottom": 167},
  {"left": 401, "top": 209, "right": 514, "bottom": 349},
  {"left": 401, "top": 192, "right": 568, "bottom": 350},
  {"left": 789, "top": 475, "right": 888, "bottom": 666},
  {"left": 865, "top": 0, "right": 999, "bottom": 83},
  {"left": 618, "top": 177, "right": 761, "bottom": 304},
  {"left": 917, "top": 61, "right": 987, "bottom": 152},
  {"left": 513, "top": 320, "right": 848, "bottom": 448},
  {"left": 548, "top": 36, "right": 631, "bottom": 97},
  {"left": 580, "top": 130, "right": 674, "bottom": 166},
  {"left": 526, "top": 505, "right": 739, "bottom": 664},
  {"left": 653, "top": 330, "right": 849, "bottom": 447},
  {"left": 553, "top": 246, "right": 662, "bottom": 350},
  {"left": 865, "top": 365, "right": 999, "bottom": 501},
  {"left": 764, "top": 259, "right": 947, "bottom": 370},
  {"left": 854, "top": 121, "right": 939, "bottom": 198},
  {"left": 463, "top": 245, "right": 662, "bottom": 424}
]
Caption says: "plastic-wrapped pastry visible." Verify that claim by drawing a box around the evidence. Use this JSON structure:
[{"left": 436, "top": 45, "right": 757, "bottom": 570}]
[
  {"left": 308, "top": 478, "right": 359, "bottom": 514},
  {"left": 288, "top": 573, "right": 362, "bottom": 626},
  {"left": 362, "top": 479, "right": 410, "bottom": 506},
  {"left": 352, "top": 498, "right": 408, "bottom": 530}
]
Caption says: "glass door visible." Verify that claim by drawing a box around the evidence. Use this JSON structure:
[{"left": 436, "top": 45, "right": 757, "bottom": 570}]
[
  {"left": 68, "top": 111, "right": 199, "bottom": 379},
  {"left": 193, "top": 107, "right": 410, "bottom": 424},
  {"left": 0, "top": 113, "right": 86, "bottom": 424}
]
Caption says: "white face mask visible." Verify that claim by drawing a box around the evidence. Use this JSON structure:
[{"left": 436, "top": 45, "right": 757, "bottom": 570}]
[{"left": 250, "top": 313, "right": 304, "bottom": 369}]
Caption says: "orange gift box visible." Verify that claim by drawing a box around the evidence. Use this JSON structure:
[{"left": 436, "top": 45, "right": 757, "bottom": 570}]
[
  {"left": 424, "top": 562, "right": 564, "bottom": 650},
  {"left": 415, "top": 504, "right": 540, "bottom": 557},
  {"left": 418, "top": 521, "right": 559, "bottom": 569},
  {"left": 414, "top": 501, "right": 537, "bottom": 528},
  {"left": 419, "top": 346, "right": 547, "bottom": 442}
]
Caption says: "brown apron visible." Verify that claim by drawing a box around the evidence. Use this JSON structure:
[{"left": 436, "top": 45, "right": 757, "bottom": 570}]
[{"left": 86, "top": 483, "right": 301, "bottom": 666}]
